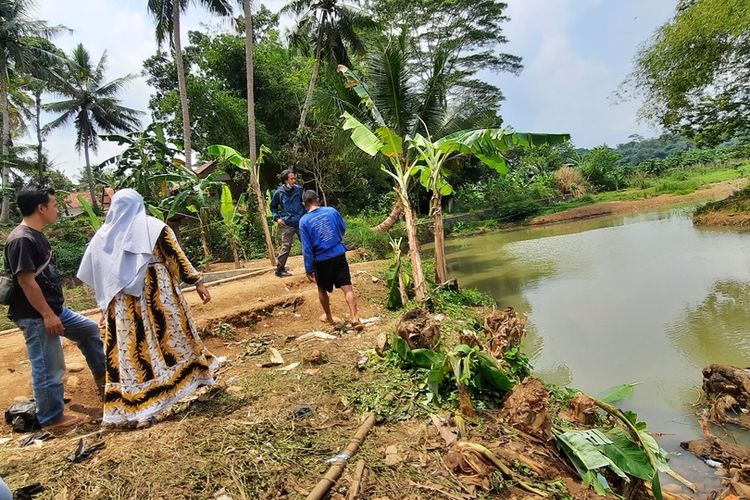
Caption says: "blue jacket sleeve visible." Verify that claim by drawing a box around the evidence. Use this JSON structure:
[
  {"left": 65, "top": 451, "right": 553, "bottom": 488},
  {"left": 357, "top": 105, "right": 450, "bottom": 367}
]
[
  {"left": 299, "top": 220, "right": 315, "bottom": 273},
  {"left": 270, "top": 190, "right": 281, "bottom": 221}
]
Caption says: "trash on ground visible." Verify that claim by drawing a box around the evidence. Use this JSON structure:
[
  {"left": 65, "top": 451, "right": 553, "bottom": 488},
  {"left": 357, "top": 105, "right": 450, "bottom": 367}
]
[
  {"left": 67, "top": 438, "right": 106, "bottom": 463},
  {"left": 13, "top": 482, "right": 44, "bottom": 500},
  {"left": 260, "top": 348, "right": 285, "bottom": 367},
  {"left": 292, "top": 404, "right": 314, "bottom": 419},
  {"left": 296, "top": 331, "right": 338, "bottom": 342},
  {"left": 19, "top": 431, "right": 53, "bottom": 448},
  {"left": 278, "top": 362, "right": 301, "bottom": 374},
  {"left": 5, "top": 400, "right": 39, "bottom": 433}
]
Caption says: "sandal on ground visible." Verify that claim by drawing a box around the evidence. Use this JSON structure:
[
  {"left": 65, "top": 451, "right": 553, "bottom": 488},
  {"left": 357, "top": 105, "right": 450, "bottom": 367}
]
[{"left": 43, "top": 413, "right": 85, "bottom": 431}]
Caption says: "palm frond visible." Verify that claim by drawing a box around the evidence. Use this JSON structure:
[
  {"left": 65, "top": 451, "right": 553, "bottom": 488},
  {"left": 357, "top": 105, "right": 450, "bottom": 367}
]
[
  {"left": 95, "top": 74, "right": 139, "bottom": 97},
  {"left": 280, "top": 0, "right": 313, "bottom": 17},
  {"left": 147, "top": 0, "right": 174, "bottom": 46},
  {"left": 412, "top": 47, "right": 449, "bottom": 137},
  {"left": 368, "top": 33, "right": 414, "bottom": 137}
]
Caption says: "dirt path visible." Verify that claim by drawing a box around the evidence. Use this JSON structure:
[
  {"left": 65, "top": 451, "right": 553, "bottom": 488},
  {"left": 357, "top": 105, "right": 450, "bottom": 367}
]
[
  {"left": 0, "top": 253, "right": 384, "bottom": 424},
  {"left": 529, "top": 179, "right": 747, "bottom": 225}
]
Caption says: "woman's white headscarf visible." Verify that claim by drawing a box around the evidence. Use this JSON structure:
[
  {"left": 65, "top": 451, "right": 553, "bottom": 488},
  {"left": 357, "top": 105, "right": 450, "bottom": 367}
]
[{"left": 77, "top": 189, "right": 166, "bottom": 311}]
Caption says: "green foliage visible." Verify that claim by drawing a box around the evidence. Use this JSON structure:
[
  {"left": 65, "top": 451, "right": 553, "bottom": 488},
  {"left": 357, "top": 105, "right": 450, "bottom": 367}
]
[
  {"left": 598, "top": 383, "right": 638, "bottom": 405},
  {"left": 630, "top": 0, "right": 750, "bottom": 145},
  {"left": 76, "top": 194, "right": 102, "bottom": 230},
  {"left": 390, "top": 337, "right": 516, "bottom": 408},
  {"left": 486, "top": 191, "right": 543, "bottom": 222},
  {"left": 369, "top": 0, "right": 522, "bottom": 109},
  {"left": 556, "top": 403, "right": 673, "bottom": 499},
  {"left": 144, "top": 28, "right": 307, "bottom": 177},
  {"left": 99, "top": 122, "right": 188, "bottom": 211},
  {"left": 578, "top": 146, "right": 624, "bottom": 191},
  {"left": 45, "top": 217, "right": 94, "bottom": 278},
  {"left": 614, "top": 134, "right": 693, "bottom": 166},
  {"left": 211, "top": 322, "right": 236, "bottom": 341}
]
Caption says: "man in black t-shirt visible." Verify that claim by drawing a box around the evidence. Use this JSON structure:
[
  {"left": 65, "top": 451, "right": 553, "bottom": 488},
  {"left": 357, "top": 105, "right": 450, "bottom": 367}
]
[{"left": 3, "top": 186, "right": 105, "bottom": 430}]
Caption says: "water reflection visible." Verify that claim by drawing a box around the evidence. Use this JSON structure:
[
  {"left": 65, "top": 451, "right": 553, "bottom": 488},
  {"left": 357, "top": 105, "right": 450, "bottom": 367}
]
[
  {"left": 445, "top": 206, "right": 750, "bottom": 488},
  {"left": 668, "top": 280, "right": 750, "bottom": 369}
]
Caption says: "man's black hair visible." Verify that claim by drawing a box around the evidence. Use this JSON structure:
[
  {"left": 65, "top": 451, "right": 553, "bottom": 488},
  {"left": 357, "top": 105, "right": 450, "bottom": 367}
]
[
  {"left": 280, "top": 169, "right": 295, "bottom": 182},
  {"left": 17, "top": 185, "right": 55, "bottom": 217},
  {"left": 302, "top": 190, "right": 319, "bottom": 206}
]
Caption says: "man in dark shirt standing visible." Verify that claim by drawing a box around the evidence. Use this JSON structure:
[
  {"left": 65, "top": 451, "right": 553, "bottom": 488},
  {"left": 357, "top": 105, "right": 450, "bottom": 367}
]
[
  {"left": 4, "top": 186, "right": 105, "bottom": 430},
  {"left": 270, "top": 169, "right": 304, "bottom": 277},
  {"left": 299, "top": 190, "right": 362, "bottom": 329}
]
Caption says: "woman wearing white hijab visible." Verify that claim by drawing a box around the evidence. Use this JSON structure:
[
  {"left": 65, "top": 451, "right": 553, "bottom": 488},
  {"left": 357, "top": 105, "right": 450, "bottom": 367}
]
[{"left": 78, "top": 189, "right": 215, "bottom": 427}]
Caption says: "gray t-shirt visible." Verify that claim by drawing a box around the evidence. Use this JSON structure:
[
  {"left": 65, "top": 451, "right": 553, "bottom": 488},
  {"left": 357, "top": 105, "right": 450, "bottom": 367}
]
[{"left": 3, "top": 225, "right": 64, "bottom": 320}]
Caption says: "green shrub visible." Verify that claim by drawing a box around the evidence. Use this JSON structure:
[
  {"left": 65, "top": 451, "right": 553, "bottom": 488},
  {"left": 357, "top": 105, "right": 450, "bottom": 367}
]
[
  {"left": 46, "top": 217, "right": 95, "bottom": 278},
  {"left": 486, "top": 192, "right": 543, "bottom": 222},
  {"left": 344, "top": 216, "right": 406, "bottom": 259}
]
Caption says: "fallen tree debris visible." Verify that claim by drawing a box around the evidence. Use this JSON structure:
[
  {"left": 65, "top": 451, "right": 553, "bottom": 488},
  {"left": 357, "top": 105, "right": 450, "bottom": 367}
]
[
  {"left": 484, "top": 307, "right": 527, "bottom": 357},
  {"left": 397, "top": 308, "right": 440, "bottom": 349},
  {"left": 499, "top": 377, "right": 552, "bottom": 441}
]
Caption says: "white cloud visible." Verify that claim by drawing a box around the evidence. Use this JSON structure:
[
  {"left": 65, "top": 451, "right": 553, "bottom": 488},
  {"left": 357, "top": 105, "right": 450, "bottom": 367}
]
[
  {"left": 26, "top": 0, "right": 291, "bottom": 182},
  {"left": 25, "top": 0, "right": 678, "bottom": 182},
  {"left": 489, "top": 0, "right": 675, "bottom": 147}
]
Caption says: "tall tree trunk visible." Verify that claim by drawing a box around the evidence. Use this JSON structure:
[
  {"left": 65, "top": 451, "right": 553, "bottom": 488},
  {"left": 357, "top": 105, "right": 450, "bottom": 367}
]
[
  {"left": 431, "top": 192, "right": 448, "bottom": 284},
  {"left": 373, "top": 199, "right": 403, "bottom": 232},
  {"left": 401, "top": 198, "right": 426, "bottom": 301},
  {"left": 244, "top": 0, "right": 276, "bottom": 266},
  {"left": 0, "top": 59, "right": 11, "bottom": 223},
  {"left": 82, "top": 125, "right": 100, "bottom": 214},
  {"left": 296, "top": 12, "right": 327, "bottom": 133},
  {"left": 172, "top": 3, "right": 192, "bottom": 171},
  {"left": 198, "top": 207, "right": 211, "bottom": 265},
  {"left": 35, "top": 89, "right": 44, "bottom": 184}
]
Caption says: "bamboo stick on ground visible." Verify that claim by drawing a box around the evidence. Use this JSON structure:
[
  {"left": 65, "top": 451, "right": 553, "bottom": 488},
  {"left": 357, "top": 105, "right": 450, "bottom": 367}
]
[
  {"left": 346, "top": 460, "right": 366, "bottom": 500},
  {"left": 306, "top": 414, "right": 377, "bottom": 500}
]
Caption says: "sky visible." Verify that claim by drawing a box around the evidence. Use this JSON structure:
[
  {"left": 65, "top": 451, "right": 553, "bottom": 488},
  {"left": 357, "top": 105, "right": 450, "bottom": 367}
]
[{"left": 29, "top": 0, "right": 677, "bottom": 181}]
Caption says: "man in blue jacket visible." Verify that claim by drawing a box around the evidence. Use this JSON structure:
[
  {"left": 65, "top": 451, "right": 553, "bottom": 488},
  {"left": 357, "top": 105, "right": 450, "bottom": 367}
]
[
  {"left": 299, "top": 190, "right": 363, "bottom": 329},
  {"left": 270, "top": 169, "right": 305, "bottom": 277}
]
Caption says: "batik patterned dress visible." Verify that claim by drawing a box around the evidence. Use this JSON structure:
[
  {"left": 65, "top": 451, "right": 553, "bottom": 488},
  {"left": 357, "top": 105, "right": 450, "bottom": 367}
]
[{"left": 102, "top": 226, "right": 215, "bottom": 427}]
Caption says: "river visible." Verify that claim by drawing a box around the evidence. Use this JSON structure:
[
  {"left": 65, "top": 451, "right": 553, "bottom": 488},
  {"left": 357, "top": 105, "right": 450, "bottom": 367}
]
[{"left": 445, "top": 206, "right": 750, "bottom": 491}]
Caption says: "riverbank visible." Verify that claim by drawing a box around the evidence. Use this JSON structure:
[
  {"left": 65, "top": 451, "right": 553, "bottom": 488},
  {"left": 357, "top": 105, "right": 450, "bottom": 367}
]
[
  {"left": 693, "top": 185, "right": 750, "bottom": 228},
  {"left": 0, "top": 254, "right": 715, "bottom": 499},
  {"left": 443, "top": 178, "right": 747, "bottom": 239},
  {"left": 531, "top": 178, "right": 747, "bottom": 226}
]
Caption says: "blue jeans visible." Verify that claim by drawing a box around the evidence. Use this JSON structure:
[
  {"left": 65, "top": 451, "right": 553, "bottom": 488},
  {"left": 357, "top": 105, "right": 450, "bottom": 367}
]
[
  {"left": 0, "top": 476, "right": 11, "bottom": 500},
  {"left": 17, "top": 308, "right": 106, "bottom": 426}
]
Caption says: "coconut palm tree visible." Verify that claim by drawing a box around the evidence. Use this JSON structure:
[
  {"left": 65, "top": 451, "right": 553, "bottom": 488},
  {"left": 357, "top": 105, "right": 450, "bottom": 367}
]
[
  {"left": 147, "top": 0, "right": 233, "bottom": 172},
  {"left": 45, "top": 44, "right": 142, "bottom": 212},
  {"left": 283, "top": 0, "right": 376, "bottom": 133},
  {"left": 241, "top": 0, "right": 276, "bottom": 265},
  {"left": 0, "top": 0, "right": 64, "bottom": 222},
  {"left": 343, "top": 33, "right": 501, "bottom": 233}
]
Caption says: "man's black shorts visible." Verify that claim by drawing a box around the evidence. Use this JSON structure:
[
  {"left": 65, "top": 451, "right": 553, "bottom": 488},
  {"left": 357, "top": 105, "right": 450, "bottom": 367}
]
[{"left": 314, "top": 253, "right": 351, "bottom": 293}]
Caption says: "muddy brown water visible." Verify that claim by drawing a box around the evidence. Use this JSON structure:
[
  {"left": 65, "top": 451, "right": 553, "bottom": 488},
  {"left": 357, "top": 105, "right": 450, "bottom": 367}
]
[{"left": 444, "top": 206, "right": 750, "bottom": 492}]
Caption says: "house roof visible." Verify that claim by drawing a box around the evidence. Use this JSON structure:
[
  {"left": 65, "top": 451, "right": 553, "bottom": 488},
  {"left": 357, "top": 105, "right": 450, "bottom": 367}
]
[{"left": 66, "top": 190, "right": 111, "bottom": 210}]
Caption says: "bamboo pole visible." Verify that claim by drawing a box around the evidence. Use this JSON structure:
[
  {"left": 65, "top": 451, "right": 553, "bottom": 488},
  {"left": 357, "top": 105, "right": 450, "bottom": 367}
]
[
  {"left": 306, "top": 413, "right": 376, "bottom": 500},
  {"left": 346, "top": 460, "right": 366, "bottom": 500}
]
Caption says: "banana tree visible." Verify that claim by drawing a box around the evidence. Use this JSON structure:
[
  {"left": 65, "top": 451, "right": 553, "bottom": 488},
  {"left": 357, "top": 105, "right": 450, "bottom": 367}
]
[
  {"left": 220, "top": 184, "right": 246, "bottom": 269},
  {"left": 410, "top": 129, "right": 570, "bottom": 283},
  {"left": 207, "top": 144, "right": 276, "bottom": 266},
  {"left": 339, "top": 64, "right": 570, "bottom": 293},
  {"left": 342, "top": 110, "right": 428, "bottom": 300}
]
